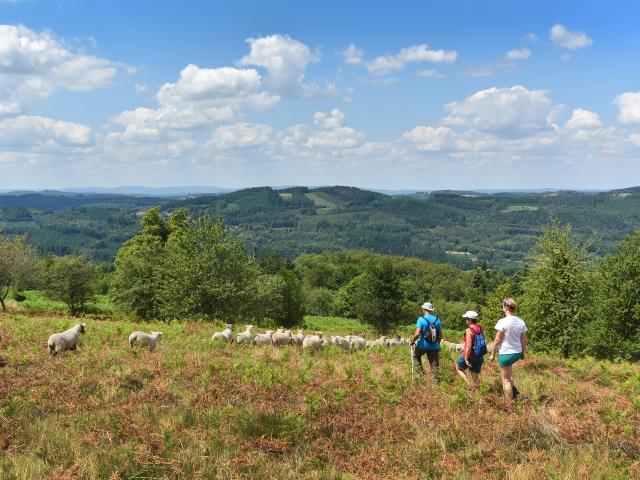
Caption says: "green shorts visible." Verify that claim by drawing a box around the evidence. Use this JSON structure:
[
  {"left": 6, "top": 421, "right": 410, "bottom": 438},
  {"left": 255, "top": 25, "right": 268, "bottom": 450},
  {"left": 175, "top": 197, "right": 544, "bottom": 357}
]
[{"left": 498, "top": 352, "right": 521, "bottom": 367}]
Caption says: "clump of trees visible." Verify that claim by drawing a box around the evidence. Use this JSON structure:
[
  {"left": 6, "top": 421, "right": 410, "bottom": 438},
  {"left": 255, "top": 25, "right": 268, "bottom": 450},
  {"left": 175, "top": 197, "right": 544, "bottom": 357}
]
[
  {"left": 110, "top": 209, "right": 305, "bottom": 326},
  {"left": 44, "top": 254, "right": 100, "bottom": 317},
  {"left": 0, "top": 236, "right": 40, "bottom": 311}
]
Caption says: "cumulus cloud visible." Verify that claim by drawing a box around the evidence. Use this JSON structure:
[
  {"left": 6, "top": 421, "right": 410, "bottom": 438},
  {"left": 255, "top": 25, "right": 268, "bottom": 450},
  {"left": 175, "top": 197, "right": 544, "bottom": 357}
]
[
  {"left": 157, "top": 64, "right": 262, "bottom": 103},
  {"left": 550, "top": 24, "right": 593, "bottom": 50},
  {"left": 403, "top": 126, "right": 453, "bottom": 151},
  {"left": 341, "top": 44, "right": 364, "bottom": 65},
  {"left": 614, "top": 92, "right": 640, "bottom": 124},
  {"left": 341, "top": 42, "right": 456, "bottom": 76},
  {"left": 366, "top": 44, "right": 457, "bottom": 76},
  {"left": 209, "top": 122, "right": 273, "bottom": 149},
  {"left": 0, "top": 24, "right": 127, "bottom": 115},
  {"left": 238, "top": 34, "right": 319, "bottom": 96},
  {"left": 564, "top": 108, "right": 603, "bottom": 129},
  {"left": 505, "top": 48, "right": 532, "bottom": 61},
  {"left": 314, "top": 108, "right": 345, "bottom": 129},
  {"left": 0, "top": 115, "right": 94, "bottom": 149},
  {"left": 443, "top": 85, "right": 555, "bottom": 138}
]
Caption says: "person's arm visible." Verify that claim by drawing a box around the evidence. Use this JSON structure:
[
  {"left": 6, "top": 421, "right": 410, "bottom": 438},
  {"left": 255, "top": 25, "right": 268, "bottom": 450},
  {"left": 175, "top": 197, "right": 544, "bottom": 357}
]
[
  {"left": 490, "top": 330, "right": 504, "bottom": 361},
  {"left": 410, "top": 327, "right": 421, "bottom": 346},
  {"left": 464, "top": 328, "right": 474, "bottom": 365},
  {"left": 520, "top": 332, "right": 527, "bottom": 360}
]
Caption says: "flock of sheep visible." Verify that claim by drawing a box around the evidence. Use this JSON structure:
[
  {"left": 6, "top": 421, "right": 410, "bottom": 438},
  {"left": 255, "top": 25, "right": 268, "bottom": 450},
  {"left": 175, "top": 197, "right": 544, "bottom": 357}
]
[
  {"left": 210, "top": 324, "right": 423, "bottom": 352},
  {"left": 46, "top": 323, "right": 466, "bottom": 356}
]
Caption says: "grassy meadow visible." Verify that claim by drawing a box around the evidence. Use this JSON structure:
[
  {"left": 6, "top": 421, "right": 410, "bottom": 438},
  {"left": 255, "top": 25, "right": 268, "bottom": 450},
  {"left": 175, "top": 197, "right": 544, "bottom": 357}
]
[{"left": 0, "top": 311, "right": 639, "bottom": 479}]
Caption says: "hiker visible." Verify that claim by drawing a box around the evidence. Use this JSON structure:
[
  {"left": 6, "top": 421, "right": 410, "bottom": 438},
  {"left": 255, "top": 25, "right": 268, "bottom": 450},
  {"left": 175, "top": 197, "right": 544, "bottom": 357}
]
[
  {"left": 410, "top": 301, "right": 442, "bottom": 382},
  {"left": 455, "top": 310, "right": 487, "bottom": 390},
  {"left": 489, "top": 298, "right": 527, "bottom": 404}
]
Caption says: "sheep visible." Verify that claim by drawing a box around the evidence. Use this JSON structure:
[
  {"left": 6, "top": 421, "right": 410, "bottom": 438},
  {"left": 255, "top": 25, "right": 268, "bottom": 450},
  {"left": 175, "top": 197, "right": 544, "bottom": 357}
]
[
  {"left": 349, "top": 334, "right": 366, "bottom": 351},
  {"left": 254, "top": 330, "right": 274, "bottom": 346},
  {"left": 235, "top": 325, "right": 254, "bottom": 345},
  {"left": 211, "top": 324, "right": 234, "bottom": 343},
  {"left": 331, "top": 335, "right": 352, "bottom": 352},
  {"left": 272, "top": 329, "right": 293, "bottom": 347},
  {"left": 48, "top": 323, "right": 85, "bottom": 356},
  {"left": 129, "top": 331, "right": 163, "bottom": 352},
  {"left": 303, "top": 332, "right": 324, "bottom": 352},
  {"left": 292, "top": 329, "right": 304, "bottom": 347}
]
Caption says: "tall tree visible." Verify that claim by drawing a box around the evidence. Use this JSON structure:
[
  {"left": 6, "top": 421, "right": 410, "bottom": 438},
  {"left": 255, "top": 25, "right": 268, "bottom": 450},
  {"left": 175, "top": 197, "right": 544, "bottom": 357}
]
[
  {"left": 157, "top": 216, "right": 259, "bottom": 320},
  {"left": 0, "top": 236, "right": 40, "bottom": 312},
  {"left": 353, "top": 258, "right": 406, "bottom": 333},
  {"left": 592, "top": 231, "right": 640, "bottom": 360},
  {"left": 520, "top": 221, "right": 591, "bottom": 357},
  {"left": 45, "top": 254, "right": 99, "bottom": 316}
]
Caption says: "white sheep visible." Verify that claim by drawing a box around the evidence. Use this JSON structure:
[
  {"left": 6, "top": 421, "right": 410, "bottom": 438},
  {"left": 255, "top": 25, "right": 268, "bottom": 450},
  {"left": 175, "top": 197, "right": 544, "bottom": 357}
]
[
  {"left": 48, "top": 323, "right": 85, "bottom": 356},
  {"left": 292, "top": 329, "right": 304, "bottom": 347},
  {"left": 303, "top": 332, "right": 324, "bottom": 352},
  {"left": 254, "top": 330, "right": 274, "bottom": 346},
  {"left": 272, "top": 329, "right": 293, "bottom": 347},
  {"left": 349, "top": 334, "right": 366, "bottom": 351},
  {"left": 211, "top": 324, "right": 234, "bottom": 343},
  {"left": 129, "top": 331, "right": 163, "bottom": 352},
  {"left": 331, "top": 335, "right": 352, "bottom": 352},
  {"left": 235, "top": 325, "right": 254, "bottom": 345}
]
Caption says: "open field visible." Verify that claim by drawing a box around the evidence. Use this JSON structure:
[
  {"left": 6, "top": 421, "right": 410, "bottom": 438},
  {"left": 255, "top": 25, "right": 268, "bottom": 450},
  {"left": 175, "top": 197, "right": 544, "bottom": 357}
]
[{"left": 1, "top": 314, "right": 639, "bottom": 479}]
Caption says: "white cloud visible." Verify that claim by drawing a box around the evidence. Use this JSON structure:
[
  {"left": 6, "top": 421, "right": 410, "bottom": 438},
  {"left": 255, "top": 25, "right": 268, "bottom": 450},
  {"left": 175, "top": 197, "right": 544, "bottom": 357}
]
[
  {"left": 0, "top": 115, "right": 94, "bottom": 149},
  {"left": 550, "top": 24, "right": 593, "bottom": 50},
  {"left": 157, "top": 64, "right": 262, "bottom": 103},
  {"left": 523, "top": 33, "right": 539, "bottom": 43},
  {"left": 314, "top": 108, "right": 345, "bottom": 129},
  {"left": 505, "top": 48, "right": 532, "bottom": 61},
  {"left": 341, "top": 44, "right": 364, "bottom": 65},
  {"left": 238, "top": 34, "right": 318, "bottom": 96},
  {"left": 614, "top": 92, "right": 640, "bottom": 124},
  {"left": 0, "top": 24, "right": 127, "bottom": 115},
  {"left": 209, "top": 122, "right": 273, "bottom": 149},
  {"left": 564, "top": 108, "right": 603, "bottom": 130},
  {"left": 417, "top": 69, "right": 444, "bottom": 78},
  {"left": 365, "top": 44, "right": 457, "bottom": 76},
  {"left": 444, "top": 85, "right": 555, "bottom": 138},
  {"left": 403, "top": 126, "right": 453, "bottom": 151}
]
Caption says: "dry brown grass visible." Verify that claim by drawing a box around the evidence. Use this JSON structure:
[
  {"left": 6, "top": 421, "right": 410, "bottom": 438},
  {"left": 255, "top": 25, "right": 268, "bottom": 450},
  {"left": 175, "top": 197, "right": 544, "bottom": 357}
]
[{"left": 0, "top": 314, "right": 639, "bottom": 479}]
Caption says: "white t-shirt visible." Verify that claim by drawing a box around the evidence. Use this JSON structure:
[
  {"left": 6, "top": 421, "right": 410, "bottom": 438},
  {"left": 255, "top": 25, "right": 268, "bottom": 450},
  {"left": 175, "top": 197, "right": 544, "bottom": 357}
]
[{"left": 494, "top": 315, "right": 528, "bottom": 355}]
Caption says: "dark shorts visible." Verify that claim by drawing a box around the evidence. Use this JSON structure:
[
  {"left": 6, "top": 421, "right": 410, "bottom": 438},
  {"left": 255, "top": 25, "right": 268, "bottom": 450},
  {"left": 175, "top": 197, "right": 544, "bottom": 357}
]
[{"left": 456, "top": 355, "right": 483, "bottom": 373}]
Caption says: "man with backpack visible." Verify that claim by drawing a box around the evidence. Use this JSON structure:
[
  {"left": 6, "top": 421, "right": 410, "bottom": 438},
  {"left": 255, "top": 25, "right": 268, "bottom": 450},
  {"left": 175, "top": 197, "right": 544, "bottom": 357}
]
[
  {"left": 455, "top": 311, "right": 487, "bottom": 391},
  {"left": 410, "top": 302, "right": 442, "bottom": 382}
]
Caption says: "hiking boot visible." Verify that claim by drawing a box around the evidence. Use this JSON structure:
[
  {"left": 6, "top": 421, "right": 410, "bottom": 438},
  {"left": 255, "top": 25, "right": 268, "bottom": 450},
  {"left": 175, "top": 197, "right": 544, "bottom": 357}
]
[{"left": 512, "top": 385, "right": 520, "bottom": 400}]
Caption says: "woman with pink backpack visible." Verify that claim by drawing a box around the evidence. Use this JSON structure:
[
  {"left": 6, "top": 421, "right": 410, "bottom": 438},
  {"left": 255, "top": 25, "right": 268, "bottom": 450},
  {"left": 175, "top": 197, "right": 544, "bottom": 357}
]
[{"left": 455, "top": 310, "right": 488, "bottom": 391}]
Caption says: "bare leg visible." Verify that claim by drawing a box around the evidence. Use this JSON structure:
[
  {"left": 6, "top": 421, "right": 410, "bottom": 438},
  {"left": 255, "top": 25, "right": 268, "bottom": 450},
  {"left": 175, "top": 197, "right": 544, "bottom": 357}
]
[
  {"left": 500, "top": 366, "right": 514, "bottom": 403},
  {"left": 470, "top": 372, "right": 480, "bottom": 390},
  {"left": 455, "top": 364, "right": 471, "bottom": 386}
]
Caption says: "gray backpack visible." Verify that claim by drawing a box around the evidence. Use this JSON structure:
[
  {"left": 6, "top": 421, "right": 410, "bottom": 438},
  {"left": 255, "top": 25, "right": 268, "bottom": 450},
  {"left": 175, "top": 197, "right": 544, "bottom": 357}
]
[{"left": 422, "top": 316, "right": 438, "bottom": 344}]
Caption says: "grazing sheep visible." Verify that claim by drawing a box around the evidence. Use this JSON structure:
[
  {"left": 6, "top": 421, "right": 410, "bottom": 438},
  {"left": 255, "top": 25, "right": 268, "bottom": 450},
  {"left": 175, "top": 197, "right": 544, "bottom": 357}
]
[
  {"left": 454, "top": 343, "right": 464, "bottom": 352},
  {"left": 303, "top": 332, "right": 324, "bottom": 352},
  {"left": 292, "top": 329, "right": 304, "bottom": 347},
  {"left": 254, "top": 330, "right": 274, "bottom": 346},
  {"left": 48, "top": 323, "right": 85, "bottom": 356},
  {"left": 212, "top": 324, "right": 234, "bottom": 343},
  {"left": 331, "top": 335, "right": 352, "bottom": 352},
  {"left": 129, "top": 331, "right": 163, "bottom": 352},
  {"left": 349, "top": 334, "right": 366, "bottom": 351},
  {"left": 235, "top": 325, "right": 254, "bottom": 345},
  {"left": 272, "top": 329, "right": 293, "bottom": 347}
]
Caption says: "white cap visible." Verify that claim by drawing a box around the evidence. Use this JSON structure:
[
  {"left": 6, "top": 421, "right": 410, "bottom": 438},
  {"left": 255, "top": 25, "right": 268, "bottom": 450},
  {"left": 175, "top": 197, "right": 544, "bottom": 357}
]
[
  {"left": 420, "top": 302, "right": 435, "bottom": 311},
  {"left": 462, "top": 310, "right": 479, "bottom": 320}
]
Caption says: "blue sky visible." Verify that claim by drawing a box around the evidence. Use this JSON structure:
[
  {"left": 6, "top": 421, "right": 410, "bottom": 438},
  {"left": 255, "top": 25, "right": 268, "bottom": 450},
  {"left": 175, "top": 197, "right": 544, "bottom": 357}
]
[{"left": 1, "top": 0, "right": 639, "bottom": 190}]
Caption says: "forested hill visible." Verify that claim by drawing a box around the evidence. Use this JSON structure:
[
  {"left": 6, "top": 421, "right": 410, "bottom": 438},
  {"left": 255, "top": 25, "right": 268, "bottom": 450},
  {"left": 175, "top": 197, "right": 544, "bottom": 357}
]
[{"left": 2, "top": 186, "right": 640, "bottom": 271}]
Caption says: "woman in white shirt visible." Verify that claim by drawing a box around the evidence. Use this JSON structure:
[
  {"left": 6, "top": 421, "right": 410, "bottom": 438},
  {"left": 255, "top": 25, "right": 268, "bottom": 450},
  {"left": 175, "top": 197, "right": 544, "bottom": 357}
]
[{"left": 489, "top": 298, "right": 527, "bottom": 404}]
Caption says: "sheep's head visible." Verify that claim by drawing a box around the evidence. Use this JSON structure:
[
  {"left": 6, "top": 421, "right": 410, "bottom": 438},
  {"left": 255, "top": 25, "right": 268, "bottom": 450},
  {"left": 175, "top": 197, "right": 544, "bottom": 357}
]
[
  {"left": 153, "top": 332, "right": 163, "bottom": 339},
  {"left": 226, "top": 324, "right": 233, "bottom": 329},
  {"left": 78, "top": 324, "right": 86, "bottom": 334}
]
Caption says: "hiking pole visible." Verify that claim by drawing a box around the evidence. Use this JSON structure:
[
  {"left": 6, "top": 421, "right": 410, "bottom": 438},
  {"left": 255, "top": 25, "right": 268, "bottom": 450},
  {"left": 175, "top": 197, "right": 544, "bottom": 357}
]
[{"left": 410, "top": 344, "right": 415, "bottom": 386}]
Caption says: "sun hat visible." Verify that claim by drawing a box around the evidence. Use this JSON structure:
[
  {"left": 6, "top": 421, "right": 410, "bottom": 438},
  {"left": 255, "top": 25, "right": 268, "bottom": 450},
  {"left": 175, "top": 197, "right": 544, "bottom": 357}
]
[
  {"left": 462, "top": 310, "right": 479, "bottom": 320},
  {"left": 420, "top": 302, "right": 435, "bottom": 311}
]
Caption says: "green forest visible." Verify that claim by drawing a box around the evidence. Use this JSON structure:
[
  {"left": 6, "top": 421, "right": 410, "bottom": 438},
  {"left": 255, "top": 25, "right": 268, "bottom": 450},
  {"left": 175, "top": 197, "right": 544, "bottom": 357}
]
[{"left": 2, "top": 186, "right": 640, "bottom": 272}]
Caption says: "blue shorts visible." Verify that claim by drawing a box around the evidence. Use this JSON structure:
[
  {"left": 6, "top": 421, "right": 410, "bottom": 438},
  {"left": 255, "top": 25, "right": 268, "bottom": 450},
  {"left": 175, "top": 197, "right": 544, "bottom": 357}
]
[{"left": 457, "top": 355, "right": 483, "bottom": 373}]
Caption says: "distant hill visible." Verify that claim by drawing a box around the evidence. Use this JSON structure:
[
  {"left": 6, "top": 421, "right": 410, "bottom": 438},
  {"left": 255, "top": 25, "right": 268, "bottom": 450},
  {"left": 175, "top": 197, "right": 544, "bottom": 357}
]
[{"left": 2, "top": 186, "right": 640, "bottom": 270}]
